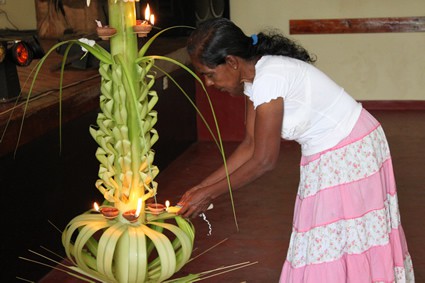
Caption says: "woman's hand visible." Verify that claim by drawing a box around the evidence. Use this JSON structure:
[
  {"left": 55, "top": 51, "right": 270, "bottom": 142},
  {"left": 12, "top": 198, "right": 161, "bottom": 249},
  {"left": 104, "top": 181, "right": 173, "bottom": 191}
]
[
  {"left": 177, "top": 97, "right": 283, "bottom": 219},
  {"left": 177, "top": 186, "right": 214, "bottom": 218}
]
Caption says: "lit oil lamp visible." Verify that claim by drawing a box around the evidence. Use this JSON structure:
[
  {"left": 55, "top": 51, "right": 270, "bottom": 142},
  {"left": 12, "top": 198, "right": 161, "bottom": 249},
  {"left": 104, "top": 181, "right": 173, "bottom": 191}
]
[
  {"left": 165, "top": 201, "right": 214, "bottom": 214},
  {"left": 95, "top": 20, "right": 117, "bottom": 40},
  {"left": 94, "top": 202, "right": 119, "bottom": 220},
  {"left": 133, "top": 4, "right": 154, "bottom": 37},
  {"left": 123, "top": 198, "right": 143, "bottom": 223},
  {"left": 165, "top": 200, "right": 181, "bottom": 214},
  {"left": 122, "top": 209, "right": 138, "bottom": 222}
]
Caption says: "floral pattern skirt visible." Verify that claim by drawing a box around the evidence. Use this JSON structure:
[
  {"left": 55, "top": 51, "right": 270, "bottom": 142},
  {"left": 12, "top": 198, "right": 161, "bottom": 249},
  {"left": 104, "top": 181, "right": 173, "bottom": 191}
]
[{"left": 280, "top": 109, "right": 415, "bottom": 282}]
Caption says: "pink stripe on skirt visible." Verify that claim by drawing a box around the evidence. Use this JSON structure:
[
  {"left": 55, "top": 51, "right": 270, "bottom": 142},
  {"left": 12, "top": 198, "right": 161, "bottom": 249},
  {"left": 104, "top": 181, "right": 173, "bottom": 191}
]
[{"left": 280, "top": 109, "right": 414, "bottom": 282}]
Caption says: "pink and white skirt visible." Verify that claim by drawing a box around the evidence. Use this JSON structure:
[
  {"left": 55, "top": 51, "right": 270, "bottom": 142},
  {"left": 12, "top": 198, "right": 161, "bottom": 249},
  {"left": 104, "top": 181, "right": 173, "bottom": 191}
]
[{"left": 280, "top": 109, "right": 414, "bottom": 282}]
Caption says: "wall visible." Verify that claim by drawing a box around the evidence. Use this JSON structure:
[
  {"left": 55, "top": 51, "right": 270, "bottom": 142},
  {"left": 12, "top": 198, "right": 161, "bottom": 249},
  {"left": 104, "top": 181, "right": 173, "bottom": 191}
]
[
  {"left": 2, "top": 1, "right": 423, "bottom": 100},
  {"left": 0, "top": 0, "right": 37, "bottom": 30},
  {"left": 230, "top": 0, "right": 425, "bottom": 100}
]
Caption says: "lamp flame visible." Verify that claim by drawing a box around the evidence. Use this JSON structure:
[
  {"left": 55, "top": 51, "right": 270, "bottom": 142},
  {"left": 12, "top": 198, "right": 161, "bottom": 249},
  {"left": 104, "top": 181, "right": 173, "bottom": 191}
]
[
  {"left": 144, "top": 4, "right": 151, "bottom": 22},
  {"left": 165, "top": 200, "right": 170, "bottom": 210},
  {"left": 93, "top": 202, "right": 100, "bottom": 212},
  {"left": 135, "top": 198, "right": 143, "bottom": 217},
  {"left": 143, "top": 4, "right": 155, "bottom": 25}
]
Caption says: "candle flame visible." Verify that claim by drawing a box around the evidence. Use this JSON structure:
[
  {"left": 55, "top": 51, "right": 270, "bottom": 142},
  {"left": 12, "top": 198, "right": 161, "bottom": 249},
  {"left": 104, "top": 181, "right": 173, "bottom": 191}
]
[
  {"left": 165, "top": 200, "right": 170, "bottom": 209},
  {"left": 143, "top": 4, "right": 155, "bottom": 25},
  {"left": 135, "top": 198, "right": 143, "bottom": 217},
  {"left": 93, "top": 202, "right": 100, "bottom": 212},
  {"left": 144, "top": 4, "right": 151, "bottom": 21}
]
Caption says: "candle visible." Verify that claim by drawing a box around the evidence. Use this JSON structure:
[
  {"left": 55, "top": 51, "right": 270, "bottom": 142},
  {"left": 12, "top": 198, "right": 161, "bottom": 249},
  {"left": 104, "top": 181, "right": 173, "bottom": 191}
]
[{"left": 165, "top": 200, "right": 182, "bottom": 214}]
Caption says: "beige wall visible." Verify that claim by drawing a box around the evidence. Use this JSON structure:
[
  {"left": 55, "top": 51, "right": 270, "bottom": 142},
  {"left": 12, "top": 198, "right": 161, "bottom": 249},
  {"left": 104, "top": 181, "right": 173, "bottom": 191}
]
[
  {"left": 230, "top": 0, "right": 425, "bottom": 100},
  {"left": 1, "top": 1, "right": 423, "bottom": 100},
  {"left": 0, "top": 0, "right": 37, "bottom": 30}
]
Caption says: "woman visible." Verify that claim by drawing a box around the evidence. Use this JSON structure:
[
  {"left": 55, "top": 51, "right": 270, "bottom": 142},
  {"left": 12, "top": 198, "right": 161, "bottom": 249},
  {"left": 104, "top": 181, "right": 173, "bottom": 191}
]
[{"left": 177, "top": 17, "right": 414, "bottom": 282}]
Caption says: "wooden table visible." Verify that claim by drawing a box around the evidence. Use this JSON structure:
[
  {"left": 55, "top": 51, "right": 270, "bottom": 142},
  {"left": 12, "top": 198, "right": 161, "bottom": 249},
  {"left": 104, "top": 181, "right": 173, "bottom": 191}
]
[{"left": 0, "top": 37, "right": 190, "bottom": 157}]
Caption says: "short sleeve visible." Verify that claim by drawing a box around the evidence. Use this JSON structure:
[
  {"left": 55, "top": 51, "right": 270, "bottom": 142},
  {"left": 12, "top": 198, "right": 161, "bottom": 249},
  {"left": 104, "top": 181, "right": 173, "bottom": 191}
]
[{"left": 247, "top": 74, "right": 288, "bottom": 109}]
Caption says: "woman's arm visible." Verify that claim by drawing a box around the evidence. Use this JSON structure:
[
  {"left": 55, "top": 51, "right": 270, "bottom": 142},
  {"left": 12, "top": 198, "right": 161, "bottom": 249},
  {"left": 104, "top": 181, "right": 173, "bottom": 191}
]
[{"left": 178, "top": 96, "right": 283, "bottom": 218}]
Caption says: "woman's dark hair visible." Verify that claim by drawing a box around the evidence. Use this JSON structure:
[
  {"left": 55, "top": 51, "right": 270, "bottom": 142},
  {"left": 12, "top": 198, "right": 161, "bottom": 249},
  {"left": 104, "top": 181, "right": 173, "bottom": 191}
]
[{"left": 187, "top": 18, "right": 316, "bottom": 68}]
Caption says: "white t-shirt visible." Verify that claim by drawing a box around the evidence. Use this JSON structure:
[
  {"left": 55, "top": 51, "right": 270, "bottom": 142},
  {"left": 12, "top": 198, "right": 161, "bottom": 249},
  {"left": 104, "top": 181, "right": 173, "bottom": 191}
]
[{"left": 244, "top": 55, "right": 362, "bottom": 156}]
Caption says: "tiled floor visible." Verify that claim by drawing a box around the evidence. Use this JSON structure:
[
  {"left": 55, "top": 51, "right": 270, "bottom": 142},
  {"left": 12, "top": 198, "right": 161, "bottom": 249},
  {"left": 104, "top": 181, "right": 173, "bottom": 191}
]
[{"left": 34, "top": 110, "right": 425, "bottom": 282}]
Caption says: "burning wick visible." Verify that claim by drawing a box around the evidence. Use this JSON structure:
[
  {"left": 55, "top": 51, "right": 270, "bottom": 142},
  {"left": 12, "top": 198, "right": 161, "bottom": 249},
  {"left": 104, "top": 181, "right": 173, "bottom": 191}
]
[
  {"left": 136, "top": 4, "right": 155, "bottom": 26},
  {"left": 135, "top": 198, "right": 143, "bottom": 218},
  {"left": 144, "top": 4, "right": 154, "bottom": 25},
  {"left": 133, "top": 3, "right": 154, "bottom": 37},
  {"left": 93, "top": 202, "right": 100, "bottom": 212}
]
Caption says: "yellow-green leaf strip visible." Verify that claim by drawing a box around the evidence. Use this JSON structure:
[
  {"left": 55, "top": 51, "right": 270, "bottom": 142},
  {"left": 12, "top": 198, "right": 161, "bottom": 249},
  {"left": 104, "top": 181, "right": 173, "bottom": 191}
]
[
  {"left": 150, "top": 221, "right": 193, "bottom": 271},
  {"left": 141, "top": 225, "right": 176, "bottom": 282},
  {"left": 96, "top": 222, "right": 126, "bottom": 281}
]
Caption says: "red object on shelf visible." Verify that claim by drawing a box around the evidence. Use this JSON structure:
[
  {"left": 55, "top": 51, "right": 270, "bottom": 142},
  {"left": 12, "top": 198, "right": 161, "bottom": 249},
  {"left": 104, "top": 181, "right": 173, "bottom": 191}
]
[{"left": 11, "top": 42, "right": 33, "bottom": 66}]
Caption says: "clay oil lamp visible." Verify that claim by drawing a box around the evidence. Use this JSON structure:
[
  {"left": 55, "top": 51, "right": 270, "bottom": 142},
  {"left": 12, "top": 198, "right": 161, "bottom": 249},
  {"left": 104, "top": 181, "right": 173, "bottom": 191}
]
[{"left": 133, "top": 4, "right": 154, "bottom": 37}]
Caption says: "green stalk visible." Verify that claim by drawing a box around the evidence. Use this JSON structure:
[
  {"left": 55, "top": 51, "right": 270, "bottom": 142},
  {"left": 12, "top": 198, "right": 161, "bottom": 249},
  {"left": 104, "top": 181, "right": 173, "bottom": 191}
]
[
  {"left": 108, "top": 0, "right": 143, "bottom": 210},
  {"left": 109, "top": 0, "right": 138, "bottom": 61}
]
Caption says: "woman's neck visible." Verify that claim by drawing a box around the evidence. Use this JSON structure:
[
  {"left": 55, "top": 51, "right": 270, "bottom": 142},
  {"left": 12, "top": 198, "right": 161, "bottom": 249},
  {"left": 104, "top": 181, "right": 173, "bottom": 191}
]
[{"left": 239, "top": 57, "right": 260, "bottom": 83}]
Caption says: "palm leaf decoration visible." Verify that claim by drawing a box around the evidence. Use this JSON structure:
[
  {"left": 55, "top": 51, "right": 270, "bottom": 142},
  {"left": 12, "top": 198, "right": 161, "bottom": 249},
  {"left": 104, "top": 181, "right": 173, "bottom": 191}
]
[{"left": 16, "top": 0, "right": 239, "bottom": 282}]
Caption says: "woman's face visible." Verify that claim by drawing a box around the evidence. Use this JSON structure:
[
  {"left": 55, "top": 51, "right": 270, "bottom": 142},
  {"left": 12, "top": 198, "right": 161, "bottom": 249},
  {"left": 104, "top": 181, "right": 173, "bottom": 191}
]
[{"left": 191, "top": 56, "right": 244, "bottom": 96}]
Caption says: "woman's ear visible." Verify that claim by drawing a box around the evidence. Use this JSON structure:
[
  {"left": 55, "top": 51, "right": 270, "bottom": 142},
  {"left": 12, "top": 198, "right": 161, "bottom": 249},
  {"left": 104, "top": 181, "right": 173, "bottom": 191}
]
[{"left": 225, "top": 55, "right": 238, "bottom": 70}]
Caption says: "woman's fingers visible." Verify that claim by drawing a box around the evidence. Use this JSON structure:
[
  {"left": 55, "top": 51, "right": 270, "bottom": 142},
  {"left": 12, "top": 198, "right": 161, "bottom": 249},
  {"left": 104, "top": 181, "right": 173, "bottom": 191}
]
[
  {"left": 178, "top": 203, "right": 199, "bottom": 218},
  {"left": 177, "top": 187, "right": 212, "bottom": 218}
]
